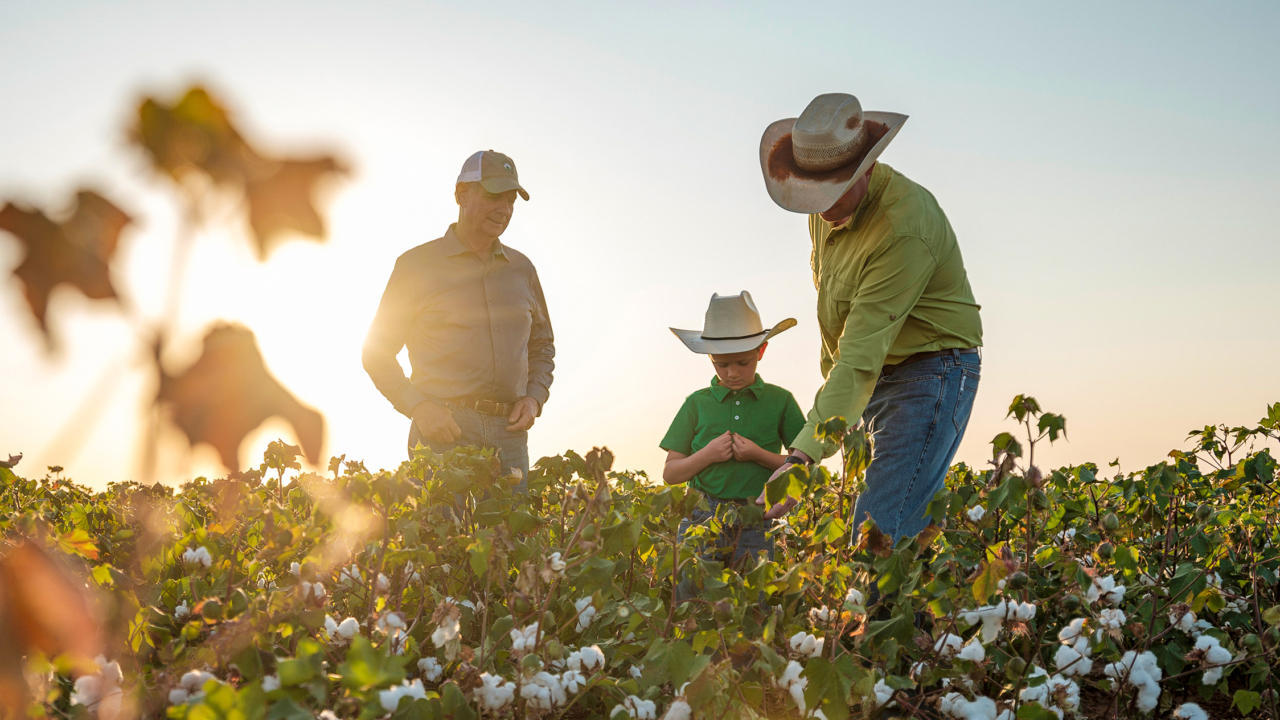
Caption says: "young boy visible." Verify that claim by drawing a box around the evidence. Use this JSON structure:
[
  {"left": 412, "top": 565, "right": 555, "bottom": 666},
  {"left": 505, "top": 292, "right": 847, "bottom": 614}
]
[{"left": 661, "top": 291, "right": 806, "bottom": 600}]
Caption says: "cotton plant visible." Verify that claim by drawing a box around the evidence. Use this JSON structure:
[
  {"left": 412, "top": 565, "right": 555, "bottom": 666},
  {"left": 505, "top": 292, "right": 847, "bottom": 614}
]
[
  {"left": 1190, "top": 634, "right": 1234, "bottom": 684},
  {"left": 1085, "top": 574, "right": 1125, "bottom": 605},
  {"left": 378, "top": 679, "right": 427, "bottom": 712},
  {"left": 1019, "top": 666, "right": 1080, "bottom": 720},
  {"left": 1054, "top": 618, "right": 1093, "bottom": 677},
  {"left": 181, "top": 546, "right": 212, "bottom": 569},
  {"left": 71, "top": 655, "right": 123, "bottom": 719},
  {"left": 574, "top": 596, "right": 597, "bottom": 631},
  {"left": 520, "top": 671, "right": 568, "bottom": 710},
  {"left": 1102, "top": 650, "right": 1162, "bottom": 712},
  {"left": 418, "top": 656, "right": 443, "bottom": 683}
]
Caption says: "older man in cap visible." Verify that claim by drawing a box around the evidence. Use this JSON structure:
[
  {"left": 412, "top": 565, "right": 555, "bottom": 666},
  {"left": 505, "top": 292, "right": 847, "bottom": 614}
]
[
  {"left": 363, "top": 150, "right": 554, "bottom": 484},
  {"left": 755, "top": 94, "right": 983, "bottom": 541}
]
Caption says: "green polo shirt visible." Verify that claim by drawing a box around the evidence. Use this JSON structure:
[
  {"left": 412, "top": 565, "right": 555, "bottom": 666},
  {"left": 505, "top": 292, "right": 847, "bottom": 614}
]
[{"left": 660, "top": 375, "right": 806, "bottom": 501}]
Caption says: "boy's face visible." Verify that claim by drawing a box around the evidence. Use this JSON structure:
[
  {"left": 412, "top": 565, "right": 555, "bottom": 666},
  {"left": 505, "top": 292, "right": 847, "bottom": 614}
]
[{"left": 709, "top": 343, "right": 766, "bottom": 391}]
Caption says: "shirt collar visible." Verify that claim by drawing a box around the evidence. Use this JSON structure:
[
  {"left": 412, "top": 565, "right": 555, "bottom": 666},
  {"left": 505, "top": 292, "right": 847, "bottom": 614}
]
[
  {"left": 709, "top": 374, "right": 765, "bottom": 401},
  {"left": 827, "top": 162, "right": 891, "bottom": 235},
  {"left": 443, "top": 224, "right": 509, "bottom": 260}
]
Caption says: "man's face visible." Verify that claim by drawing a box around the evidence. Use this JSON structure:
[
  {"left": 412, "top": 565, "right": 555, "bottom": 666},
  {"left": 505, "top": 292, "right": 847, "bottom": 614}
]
[
  {"left": 709, "top": 344, "right": 766, "bottom": 390},
  {"left": 819, "top": 162, "right": 875, "bottom": 225},
  {"left": 456, "top": 183, "right": 519, "bottom": 239}
]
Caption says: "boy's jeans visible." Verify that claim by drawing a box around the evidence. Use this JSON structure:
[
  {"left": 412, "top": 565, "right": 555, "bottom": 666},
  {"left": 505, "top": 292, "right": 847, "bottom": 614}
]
[
  {"left": 675, "top": 497, "right": 774, "bottom": 603},
  {"left": 851, "top": 351, "right": 980, "bottom": 542},
  {"left": 408, "top": 406, "right": 530, "bottom": 492}
]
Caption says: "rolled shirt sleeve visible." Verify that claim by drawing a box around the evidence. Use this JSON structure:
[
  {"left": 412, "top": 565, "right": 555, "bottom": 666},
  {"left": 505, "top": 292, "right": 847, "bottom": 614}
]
[
  {"left": 790, "top": 237, "right": 937, "bottom": 460},
  {"left": 524, "top": 266, "right": 555, "bottom": 413},
  {"left": 362, "top": 256, "right": 430, "bottom": 418}
]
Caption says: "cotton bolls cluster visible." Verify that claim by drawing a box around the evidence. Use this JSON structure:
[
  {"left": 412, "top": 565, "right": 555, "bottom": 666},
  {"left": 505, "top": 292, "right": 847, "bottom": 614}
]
[
  {"left": 520, "top": 672, "right": 567, "bottom": 710},
  {"left": 561, "top": 668, "right": 586, "bottom": 693},
  {"left": 844, "top": 587, "right": 864, "bottom": 607},
  {"left": 1054, "top": 619, "right": 1093, "bottom": 677},
  {"left": 547, "top": 551, "right": 567, "bottom": 579},
  {"left": 174, "top": 601, "right": 190, "bottom": 621},
  {"left": 873, "top": 679, "right": 893, "bottom": 707},
  {"left": 473, "top": 673, "right": 515, "bottom": 711},
  {"left": 1055, "top": 527, "right": 1076, "bottom": 544},
  {"left": 1103, "top": 651, "right": 1162, "bottom": 712},
  {"left": 662, "top": 699, "right": 692, "bottom": 720},
  {"left": 510, "top": 622, "right": 540, "bottom": 654},
  {"left": 1191, "top": 635, "right": 1233, "bottom": 684},
  {"left": 1170, "top": 608, "right": 1196, "bottom": 633},
  {"left": 1085, "top": 575, "right": 1125, "bottom": 605},
  {"left": 934, "top": 633, "right": 964, "bottom": 658},
  {"left": 966, "top": 505, "right": 986, "bottom": 522},
  {"left": 1019, "top": 666, "right": 1079, "bottom": 719},
  {"left": 808, "top": 605, "right": 832, "bottom": 626},
  {"left": 325, "top": 615, "right": 359, "bottom": 644},
  {"left": 1173, "top": 703, "right": 1209, "bottom": 720},
  {"left": 938, "top": 692, "right": 1000, "bottom": 720},
  {"left": 376, "top": 612, "right": 406, "bottom": 635},
  {"left": 72, "top": 656, "right": 123, "bottom": 718},
  {"left": 612, "top": 695, "right": 657, "bottom": 719},
  {"left": 567, "top": 645, "right": 604, "bottom": 673},
  {"left": 168, "top": 669, "right": 217, "bottom": 705},
  {"left": 1097, "top": 607, "right": 1125, "bottom": 632},
  {"left": 338, "top": 564, "right": 363, "bottom": 584},
  {"left": 378, "top": 679, "right": 426, "bottom": 712},
  {"left": 957, "top": 638, "right": 986, "bottom": 663},
  {"left": 299, "top": 580, "right": 326, "bottom": 603},
  {"left": 182, "top": 546, "right": 212, "bottom": 569},
  {"left": 960, "top": 600, "right": 1034, "bottom": 642},
  {"left": 418, "top": 657, "right": 443, "bottom": 683},
  {"left": 574, "top": 596, "right": 597, "bottom": 631},
  {"left": 774, "top": 661, "right": 808, "bottom": 714},
  {"left": 788, "top": 631, "right": 824, "bottom": 659}
]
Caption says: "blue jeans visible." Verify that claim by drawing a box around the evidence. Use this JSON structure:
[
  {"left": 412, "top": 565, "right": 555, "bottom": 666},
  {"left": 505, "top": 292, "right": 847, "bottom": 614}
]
[
  {"left": 407, "top": 406, "right": 530, "bottom": 492},
  {"left": 675, "top": 497, "right": 774, "bottom": 603},
  {"left": 851, "top": 351, "right": 980, "bottom": 542}
]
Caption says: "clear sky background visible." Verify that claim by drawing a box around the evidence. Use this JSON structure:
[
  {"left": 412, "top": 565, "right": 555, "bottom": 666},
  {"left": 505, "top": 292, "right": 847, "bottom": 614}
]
[{"left": 2, "top": 1, "right": 1278, "bottom": 488}]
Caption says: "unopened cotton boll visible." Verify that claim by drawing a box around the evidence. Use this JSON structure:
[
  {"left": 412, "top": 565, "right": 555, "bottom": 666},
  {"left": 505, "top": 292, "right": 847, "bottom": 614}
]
[
  {"left": 1173, "top": 703, "right": 1209, "bottom": 720},
  {"left": 662, "top": 699, "right": 692, "bottom": 720},
  {"left": 473, "top": 673, "right": 515, "bottom": 711},
  {"left": 966, "top": 505, "right": 986, "bottom": 522},
  {"left": 1193, "top": 635, "right": 1233, "bottom": 684},
  {"left": 182, "top": 546, "right": 212, "bottom": 568},
  {"left": 378, "top": 679, "right": 427, "bottom": 712},
  {"left": 574, "top": 597, "right": 597, "bottom": 631},
  {"left": 418, "top": 657, "right": 443, "bottom": 683}
]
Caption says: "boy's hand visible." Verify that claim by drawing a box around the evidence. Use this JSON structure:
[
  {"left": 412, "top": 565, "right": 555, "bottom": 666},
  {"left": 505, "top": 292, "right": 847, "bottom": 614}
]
[
  {"left": 699, "top": 431, "right": 734, "bottom": 463},
  {"left": 731, "top": 433, "right": 763, "bottom": 463}
]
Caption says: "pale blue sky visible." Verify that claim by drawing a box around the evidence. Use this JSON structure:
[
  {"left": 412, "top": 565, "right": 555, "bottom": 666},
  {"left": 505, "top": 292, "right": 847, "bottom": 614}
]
[{"left": 2, "top": 1, "right": 1277, "bottom": 486}]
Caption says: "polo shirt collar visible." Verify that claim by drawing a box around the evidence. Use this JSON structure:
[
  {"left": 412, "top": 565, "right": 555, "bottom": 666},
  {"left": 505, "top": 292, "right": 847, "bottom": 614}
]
[
  {"left": 443, "top": 224, "right": 509, "bottom": 260},
  {"left": 709, "top": 374, "right": 765, "bottom": 401}
]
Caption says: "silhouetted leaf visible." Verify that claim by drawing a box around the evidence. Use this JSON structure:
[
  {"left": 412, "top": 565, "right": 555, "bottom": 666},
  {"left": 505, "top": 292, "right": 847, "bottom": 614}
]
[
  {"left": 0, "top": 190, "right": 131, "bottom": 347},
  {"left": 244, "top": 157, "right": 346, "bottom": 259},
  {"left": 158, "top": 323, "right": 324, "bottom": 469}
]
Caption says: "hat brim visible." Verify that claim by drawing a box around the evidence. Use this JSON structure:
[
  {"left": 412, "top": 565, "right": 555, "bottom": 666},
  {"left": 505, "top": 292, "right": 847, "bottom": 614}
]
[
  {"left": 479, "top": 176, "right": 530, "bottom": 201},
  {"left": 670, "top": 318, "right": 797, "bottom": 355},
  {"left": 759, "top": 111, "right": 907, "bottom": 214}
]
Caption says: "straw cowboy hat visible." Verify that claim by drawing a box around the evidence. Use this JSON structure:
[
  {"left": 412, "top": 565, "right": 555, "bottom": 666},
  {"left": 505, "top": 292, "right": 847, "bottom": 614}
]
[
  {"left": 759, "top": 93, "right": 908, "bottom": 214},
  {"left": 671, "top": 291, "right": 796, "bottom": 355}
]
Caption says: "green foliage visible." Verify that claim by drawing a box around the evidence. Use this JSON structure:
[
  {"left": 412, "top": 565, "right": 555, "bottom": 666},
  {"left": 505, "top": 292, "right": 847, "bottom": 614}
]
[{"left": 2, "top": 398, "right": 1280, "bottom": 719}]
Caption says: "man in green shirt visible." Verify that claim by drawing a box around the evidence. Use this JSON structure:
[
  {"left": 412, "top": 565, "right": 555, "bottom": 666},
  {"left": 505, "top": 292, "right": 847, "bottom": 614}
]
[
  {"left": 755, "top": 93, "right": 983, "bottom": 541},
  {"left": 661, "top": 291, "right": 805, "bottom": 599}
]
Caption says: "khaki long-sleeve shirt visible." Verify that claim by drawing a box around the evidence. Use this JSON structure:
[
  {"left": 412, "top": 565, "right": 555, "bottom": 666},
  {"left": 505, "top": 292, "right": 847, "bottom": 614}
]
[
  {"left": 362, "top": 224, "right": 555, "bottom": 418},
  {"left": 790, "top": 162, "right": 982, "bottom": 461}
]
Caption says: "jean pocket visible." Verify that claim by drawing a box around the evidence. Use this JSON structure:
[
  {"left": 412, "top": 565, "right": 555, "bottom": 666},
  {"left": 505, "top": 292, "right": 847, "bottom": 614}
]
[
  {"left": 880, "top": 359, "right": 945, "bottom": 385},
  {"left": 952, "top": 368, "right": 980, "bottom": 433}
]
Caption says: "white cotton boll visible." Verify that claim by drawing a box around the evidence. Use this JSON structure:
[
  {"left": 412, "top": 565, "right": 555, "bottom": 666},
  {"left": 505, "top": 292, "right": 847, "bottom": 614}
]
[
  {"left": 808, "top": 606, "right": 832, "bottom": 625},
  {"left": 788, "top": 631, "right": 823, "bottom": 658},
  {"left": 939, "top": 692, "right": 962, "bottom": 715},
  {"left": 418, "top": 657, "right": 443, "bottom": 683},
  {"left": 549, "top": 552, "right": 567, "bottom": 573},
  {"left": 615, "top": 695, "right": 657, "bottom": 720},
  {"left": 844, "top": 587, "right": 864, "bottom": 607},
  {"left": 561, "top": 669, "right": 586, "bottom": 694},
  {"left": 167, "top": 688, "right": 189, "bottom": 705},
  {"left": 995, "top": 711, "right": 1014, "bottom": 720},
  {"left": 1194, "top": 635, "right": 1233, "bottom": 684},
  {"left": 522, "top": 671, "right": 568, "bottom": 710},
  {"left": 71, "top": 675, "right": 105, "bottom": 708},
  {"left": 432, "top": 614, "right": 461, "bottom": 646},
  {"left": 966, "top": 505, "right": 986, "bottom": 522},
  {"left": 378, "top": 679, "right": 427, "bottom": 712},
  {"left": 261, "top": 675, "right": 280, "bottom": 692},
  {"left": 1056, "top": 528, "right": 1076, "bottom": 543},
  {"left": 324, "top": 615, "right": 339, "bottom": 638},
  {"left": 958, "top": 638, "right": 986, "bottom": 662},
  {"left": 1057, "top": 618, "right": 1086, "bottom": 645},
  {"left": 318, "top": 712, "right": 338, "bottom": 720},
  {"left": 182, "top": 546, "right": 212, "bottom": 568},
  {"left": 997, "top": 578, "right": 1007, "bottom": 591},
  {"left": 174, "top": 601, "right": 190, "bottom": 620},
  {"left": 934, "top": 633, "right": 964, "bottom": 658},
  {"left": 336, "top": 617, "right": 360, "bottom": 640},
  {"left": 572, "top": 644, "right": 604, "bottom": 673},
  {"left": 338, "top": 564, "right": 363, "bottom": 584},
  {"left": 1103, "top": 651, "right": 1162, "bottom": 711},
  {"left": 1019, "top": 667, "right": 1049, "bottom": 705},
  {"left": 376, "top": 612, "right": 407, "bottom": 634},
  {"left": 300, "top": 581, "right": 326, "bottom": 602},
  {"left": 1091, "top": 575, "right": 1125, "bottom": 605},
  {"left": 1053, "top": 645, "right": 1092, "bottom": 677},
  {"left": 473, "top": 673, "right": 515, "bottom": 711},
  {"left": 873, "top": 679, "right": 893, "bottom": 707},
  {"left": 1098, "top": 608, "right": 1125, "bottom": 630},
  {"left": 376, "top": 573, "right": 390, "bottom": 592},
  {"left": 773, "top": 661, "right": 809, "bottom": 714},
  {"left": 629, "top": 665, "right": 643, "bottom": 679},
  {"left": 1016, "top": 602, "right": 1037, "bottom": 621},
  {"left": 289, "top": 562, "right": 301, "bottom": 577},
  {"left": 574, "top": 597, "right": 597, "bottom": 631},
  {"left": 662, "top": 699, "right": 692, "bottom": 720},
  {"left": 1173, "top": 703, "right": 1209, "bottom": 720},
  {"left": 1171, "top": 610, "right": 1196, "bottom": 633},
  {"left": 180, "top": 670, "right": 217, "bottom": 692}
]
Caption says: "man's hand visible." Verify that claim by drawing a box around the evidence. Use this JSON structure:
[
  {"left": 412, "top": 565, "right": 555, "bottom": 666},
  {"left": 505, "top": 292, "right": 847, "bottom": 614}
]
[
  {"left": 699, "top": 431, "right": 734, "bottom": 464},
  {"left": 731, "top": 433, "right": 764, "bottom": 463},
  {"left": 755, "top": 450, "right": 813, "bottom": 520},
  {"left": 412, "top": 400, "right": 462, "bottom": 445},
  {"left": 506, "top": 396, "right": 540, "bottom": 432}
]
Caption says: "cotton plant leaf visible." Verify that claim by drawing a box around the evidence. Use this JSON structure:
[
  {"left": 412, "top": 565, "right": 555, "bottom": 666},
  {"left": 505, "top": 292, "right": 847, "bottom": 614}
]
[
  {"left": 0, "top": 190, "right": 131, "bottom": 348},
  {"left": 243, "top": 157, "right": 346, "bottom": 259},
  {"left": 157, "top": 323, "right": 324, "bottom": 470}
]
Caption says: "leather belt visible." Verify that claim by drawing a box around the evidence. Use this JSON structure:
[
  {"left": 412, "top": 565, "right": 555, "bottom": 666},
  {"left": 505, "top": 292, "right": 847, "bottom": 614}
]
[
  {"left": 453, "top": 397, "right": 512, "bottom": 417},
  {"left": 882, "top": 347, "right": 978, "bottom": 375}
]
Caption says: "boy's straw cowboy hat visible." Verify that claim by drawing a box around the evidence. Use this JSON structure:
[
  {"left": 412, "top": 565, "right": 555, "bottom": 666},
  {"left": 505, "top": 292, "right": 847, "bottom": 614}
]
[
  {"left": 759, "top": 93, "right": 907, "bottom": 214},
  {"left": 671, "top": 291, "right": 796, "bottom": 355}
]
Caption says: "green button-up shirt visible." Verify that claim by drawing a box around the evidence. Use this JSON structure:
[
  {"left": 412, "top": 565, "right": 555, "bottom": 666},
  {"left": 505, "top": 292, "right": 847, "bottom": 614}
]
[
  {"left": 660, "top": 374, "right": 806, "bottom": 501},
  {"left": 362, "top": 225, "right": 555, "bottom": 417},
  {"left": 790, "top": 162, "right": 983, "bottom": 461}
]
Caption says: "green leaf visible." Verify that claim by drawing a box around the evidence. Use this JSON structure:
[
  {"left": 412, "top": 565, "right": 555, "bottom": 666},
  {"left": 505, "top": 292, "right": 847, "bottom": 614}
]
[
  {"left": 1261, "top": 605, "right": 1280, "bottom": 626},
  {"left": 440, "top": 683, "right": 476, "bottom": 720},
  {"left": 1037, "top": 413, "right": 1067, "bottom": 442},
  {"left": 467, "top": 529, "right": 493, "bottom": 578},
  {"left": 265, "top": 699, "right": 312, "bottom": 720},
  {"left": 1235, "top": 689, "right": 1261, "bottom": 716},
  {"left": 337, "top": 637, "right": 407, "bottom": 690},
  {"left": 991, "top": 432, "right": 1023, "bottom": 460},
  {"left": 1016, "top": 703, "right": 1061, "bottom": 720},
  {"left": 973, "top": 560, "right": 1008, "bottom": 603},
  {"left": 802, "top": 658, "right": 851, "bottom": 720}
]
